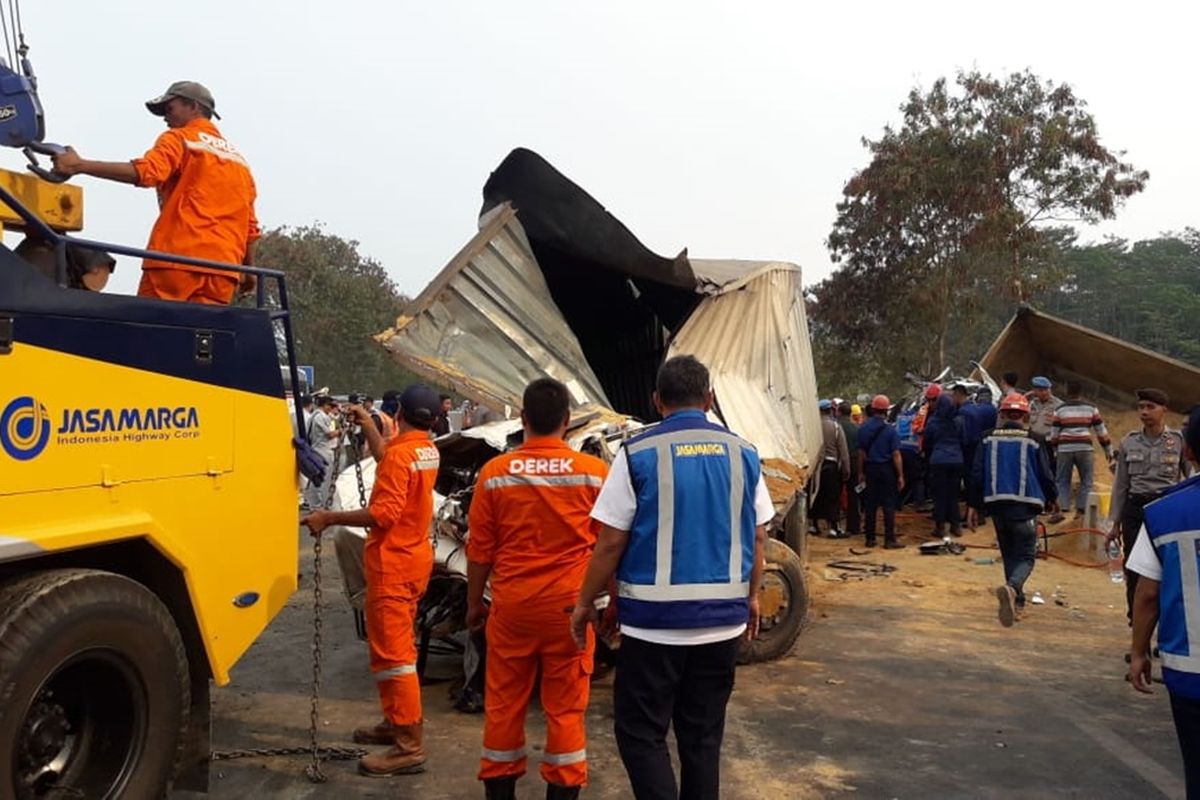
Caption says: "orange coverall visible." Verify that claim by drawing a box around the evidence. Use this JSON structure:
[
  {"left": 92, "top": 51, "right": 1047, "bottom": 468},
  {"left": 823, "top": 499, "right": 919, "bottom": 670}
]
[
  {"left": 364, "top": 430, "right": 440, "bottom": 725},
  {"left": 467, "top": 437, "right": 608, "bottom": 787},
  {"left": 132, "top": 117, "right": 260, "bottom": 304}
]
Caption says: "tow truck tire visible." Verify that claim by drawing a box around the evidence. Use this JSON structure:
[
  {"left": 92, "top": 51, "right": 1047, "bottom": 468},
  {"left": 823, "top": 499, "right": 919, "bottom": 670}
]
[
  {"left": 738, "top": 538, "right": 807, "bottom": 664},
  {"left": 0, "top": 569, "right": 189, "bottom": 799}
]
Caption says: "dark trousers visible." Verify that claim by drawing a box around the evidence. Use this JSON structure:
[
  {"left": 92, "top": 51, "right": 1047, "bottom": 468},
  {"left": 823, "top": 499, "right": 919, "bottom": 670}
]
[
  {"left": 1170, "top": 691, "right": 1200, "bottom": 799},
  {"left": 814, "top": 460, "right": 843, "bottom": 530},
  {"left": 900, "top": 449, "right": 924, "bottom": 506},
  {"left": 863, "top": 462, "right": 898, "bottom": 542},
  {"left": 844, "top": 485, "right": 861, "bottom": 535},
  {"left": 992, "top": 514, "right": 1038, "bottom": 606},
  {"left": 1120, "top": 497, "right": 1153, "bottom": 621},
  {"left": 614, "top": 634, "right": 740, "bottom": 800},
  {"left": 962, "top": 442, "right": 979, "bottom": 501},
  {"left": 929, "top": 464, "right": 963, "bottom": 532}
]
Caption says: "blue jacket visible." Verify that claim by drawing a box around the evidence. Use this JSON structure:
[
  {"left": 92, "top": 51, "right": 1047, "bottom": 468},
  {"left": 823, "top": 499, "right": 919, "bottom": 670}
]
[
  {"left": 1142, "top": 476, "right": 1200, "bottom": 699},
  {"left": 858, "top": 416, "right": 900, "bottom": 464},
  {"left": 969, "top": 422, "right": 1057, "bottom": 520},
  {"left": 960, "top": 402, "right": 998, "bottom": 447},
  {"left": 923, "top": 395, "right": 964, "bottom": 466},
  {"left": 618, "top": 409, "right": 761, "bottom": 630}
]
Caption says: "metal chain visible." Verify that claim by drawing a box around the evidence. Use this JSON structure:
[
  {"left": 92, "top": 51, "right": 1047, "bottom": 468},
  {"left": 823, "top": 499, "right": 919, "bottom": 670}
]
[{"left": 212, "top": 419, "right": 367, "bottom": 778}]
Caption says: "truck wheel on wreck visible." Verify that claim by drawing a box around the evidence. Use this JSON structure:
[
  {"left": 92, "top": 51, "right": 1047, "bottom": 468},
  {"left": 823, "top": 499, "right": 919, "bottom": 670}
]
[
  {"left": 738, "top": 538, "right": 807, "bottom": 664},
  {"left": 0, "top": 569, "right": 188, "bottom": 800}
]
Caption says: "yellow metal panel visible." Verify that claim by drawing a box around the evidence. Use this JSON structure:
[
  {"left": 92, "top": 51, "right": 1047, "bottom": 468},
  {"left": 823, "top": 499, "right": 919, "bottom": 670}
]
[
  {"left": 0, "top": 167, "right": 84, "bottom": 232},
  {"left": 0, "top": 344, "right": 298, "bottom": 684}
]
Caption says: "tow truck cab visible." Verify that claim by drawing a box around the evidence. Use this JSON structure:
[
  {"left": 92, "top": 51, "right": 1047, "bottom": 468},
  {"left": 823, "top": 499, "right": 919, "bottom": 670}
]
[{"left": 0, "top": 168, "right": 300, "bottom": 796}]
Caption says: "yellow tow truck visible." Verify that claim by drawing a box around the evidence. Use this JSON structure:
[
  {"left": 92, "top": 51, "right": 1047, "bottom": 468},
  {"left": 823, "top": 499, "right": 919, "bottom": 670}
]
[{"left": 0, "top": 168, "right": 302, "bottom": 797}]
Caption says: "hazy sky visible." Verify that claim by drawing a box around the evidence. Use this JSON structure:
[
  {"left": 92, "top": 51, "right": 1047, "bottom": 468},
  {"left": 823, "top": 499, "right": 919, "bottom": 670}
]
[{"left": 11, "top": 1, "right": 1199, "bottom": 298}]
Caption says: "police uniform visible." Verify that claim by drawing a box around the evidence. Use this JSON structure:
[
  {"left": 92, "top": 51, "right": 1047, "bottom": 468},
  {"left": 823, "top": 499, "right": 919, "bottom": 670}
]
[
  {"left": 1126, "top": 475, "right": 1200, "bottom": 795},
  {"left": 590, "top": 409, "right": 774, "bottom": 800},
  {"left": 1112, "top": 426, "right": 1188, "bottom": 618}
]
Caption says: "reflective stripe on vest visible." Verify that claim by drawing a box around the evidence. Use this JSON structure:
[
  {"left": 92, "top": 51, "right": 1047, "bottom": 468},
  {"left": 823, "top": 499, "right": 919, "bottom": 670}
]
[
  {"left": 616, "top": 412, "right": 759, "bottom": 630},
  {"left": 1144, "top": 479, "right": 1200, "bottom": 699},
  {"left": 983, "top": 433, "right": 1045, "bottom": 507}
]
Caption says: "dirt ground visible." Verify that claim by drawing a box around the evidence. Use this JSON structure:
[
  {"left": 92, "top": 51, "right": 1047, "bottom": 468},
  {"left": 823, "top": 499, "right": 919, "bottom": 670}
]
[{"left": 174, "top": 518, "right": 1188, "bottom": 799}]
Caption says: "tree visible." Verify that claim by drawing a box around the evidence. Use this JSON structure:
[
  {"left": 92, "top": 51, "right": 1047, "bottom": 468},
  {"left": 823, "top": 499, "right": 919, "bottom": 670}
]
[
  {"left": 255, "top": 224, "right": 423, "bottom": 393},
  {"left": 818, "top": 69, "right": 1148, "bottom": 374},
  {"left": 1040, "top": 231, "right": 1200, "bottom": 366}
]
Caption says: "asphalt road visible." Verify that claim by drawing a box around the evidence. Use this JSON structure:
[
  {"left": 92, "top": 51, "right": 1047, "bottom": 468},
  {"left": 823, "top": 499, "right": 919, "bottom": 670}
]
[{"left": 174, "top": 527, "right": 1187, "bottom": 799}]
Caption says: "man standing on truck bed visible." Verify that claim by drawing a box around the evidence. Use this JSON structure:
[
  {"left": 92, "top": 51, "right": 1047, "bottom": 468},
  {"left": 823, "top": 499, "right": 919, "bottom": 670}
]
[
  {"left": 51, "top": 81, "right": 260, "bottom": 305},
  {"left": 465, "top": 378, "right": 609, "bottom": 800},
  {"left": 301, "top": 385, "right": 442, "bottom": 778}
]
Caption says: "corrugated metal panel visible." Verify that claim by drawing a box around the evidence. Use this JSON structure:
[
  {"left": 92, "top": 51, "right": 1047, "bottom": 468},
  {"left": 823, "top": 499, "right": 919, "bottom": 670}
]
[
  {"left": 376, "top": 204, "right": 611, "bottom": 411},
  {"left": 978, "top": 305, "right": 1200, "bottom": 412},
  {"left": 668, "top": 262, "right": 822, "bottom": 487}
]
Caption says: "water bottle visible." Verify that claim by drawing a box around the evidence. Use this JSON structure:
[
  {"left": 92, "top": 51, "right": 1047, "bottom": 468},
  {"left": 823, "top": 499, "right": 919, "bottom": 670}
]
[{"left": 1107, "top": 538, "right": 1124, "bottom": 584}]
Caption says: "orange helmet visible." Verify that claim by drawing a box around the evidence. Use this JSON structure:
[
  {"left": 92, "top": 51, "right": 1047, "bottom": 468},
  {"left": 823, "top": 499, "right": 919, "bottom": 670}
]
[
  {"left": 870, "top": 394, "right": 891, "bottom": 411},
  {"left": 999, "top": 393, "right": 1030, "bottom": 414}
]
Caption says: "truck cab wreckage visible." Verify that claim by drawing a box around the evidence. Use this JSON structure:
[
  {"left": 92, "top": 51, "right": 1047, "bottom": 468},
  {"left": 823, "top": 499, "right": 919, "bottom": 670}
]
[{"left": 329, "top": 148, "right": 822, "bottom": 676}]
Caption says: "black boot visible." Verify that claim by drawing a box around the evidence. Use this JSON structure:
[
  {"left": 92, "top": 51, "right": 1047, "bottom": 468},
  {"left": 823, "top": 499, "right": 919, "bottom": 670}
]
[
  {"left": 485, "top": 776, "right": 518, "bottom": 800},
  {"left": 546, "top": 784, "right": 581, "bottom": 800}
]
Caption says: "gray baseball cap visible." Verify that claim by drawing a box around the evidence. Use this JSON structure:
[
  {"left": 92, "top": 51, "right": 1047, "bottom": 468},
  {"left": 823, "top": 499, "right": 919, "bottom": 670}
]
[{"left": 145, "top": 81, "right": 220, "bottom": 119}]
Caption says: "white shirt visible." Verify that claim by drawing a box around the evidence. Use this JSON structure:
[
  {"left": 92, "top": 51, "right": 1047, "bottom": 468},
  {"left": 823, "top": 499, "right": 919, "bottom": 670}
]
[
  {"left": 1126, "top": 525, "right": 1162, "bottom": 581},
  {"left": 592, "top": 447, "right": 777, "bottom": 645}
]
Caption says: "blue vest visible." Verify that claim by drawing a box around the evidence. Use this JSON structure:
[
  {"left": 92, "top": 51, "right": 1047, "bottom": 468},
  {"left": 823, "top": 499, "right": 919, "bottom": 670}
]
[
  {"left": 618, "top": 409, "right": 761, "bottom": 629},
  {"left": 980, "top": 428, "right": 1047, "bottom": 509},
  {"left": 1143, "top": 476, "right": 1200, "bottom": 699}
]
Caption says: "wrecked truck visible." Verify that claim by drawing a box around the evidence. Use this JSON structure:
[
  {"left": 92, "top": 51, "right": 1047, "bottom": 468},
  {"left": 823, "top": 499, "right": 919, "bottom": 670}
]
[{"left": 342, "top": 148, "right": 822, "bottom": 666}]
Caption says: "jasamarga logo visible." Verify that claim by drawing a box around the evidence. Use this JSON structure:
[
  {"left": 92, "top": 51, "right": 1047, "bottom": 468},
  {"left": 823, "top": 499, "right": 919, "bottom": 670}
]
[{"left": 56, "top": 405, "right": 202, "bottom": 445}]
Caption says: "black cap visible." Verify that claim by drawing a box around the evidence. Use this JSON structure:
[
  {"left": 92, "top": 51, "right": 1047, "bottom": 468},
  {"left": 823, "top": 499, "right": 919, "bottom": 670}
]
[
  {"left": 1135, "top": 388, "right": 1169, "bottom": 407},
  {"left": 380, "top": 389, "right": 401, "bottom": 416},
  {"left": 400, "top": 385, "right": 440, "bottom": 429}
]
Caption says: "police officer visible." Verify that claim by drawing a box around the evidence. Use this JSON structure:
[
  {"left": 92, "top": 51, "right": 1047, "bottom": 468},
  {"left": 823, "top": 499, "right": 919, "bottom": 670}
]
[
  {"left": 1108, "top": 388, "right": 1189, "bottom": 622},
  {"left": 814, "top": 399, "right": 851, "bottom": 537},
  {"left": 1027, "top": 376, "right": 1063, "bottom": 476},
  {"left": 1126, "top": 405, "right": 1200, "bottom": 797},
  {"left": 570, "top": 355, "right": 773, "bottom": 800},
  {"left": 966, "top": 394, "right": 1058, "bottom": 627}
]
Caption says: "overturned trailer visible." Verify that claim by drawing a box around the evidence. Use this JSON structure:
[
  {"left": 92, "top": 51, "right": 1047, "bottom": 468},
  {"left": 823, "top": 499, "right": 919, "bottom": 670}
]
[
  {"left": 375, "top": 148, "right": 822, "bottom": 662},
  {"left": 978, "top": 305, "right": 1200, "bottom": 434}
]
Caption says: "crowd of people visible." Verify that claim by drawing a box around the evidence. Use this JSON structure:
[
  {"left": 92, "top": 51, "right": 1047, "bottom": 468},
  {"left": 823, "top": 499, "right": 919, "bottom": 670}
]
[
  {"left": 298, "top": 356, "right": 763, "bottom": 799},
  {"left": 815, "top": 374, "right": 1199, "bottom": 791}
]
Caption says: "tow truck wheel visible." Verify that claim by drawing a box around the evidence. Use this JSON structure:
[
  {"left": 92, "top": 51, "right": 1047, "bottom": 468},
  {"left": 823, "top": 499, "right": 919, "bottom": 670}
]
[
  {"left": 738, "top": 538, "right": 807, "bottom": 664},
  {"left": 0, "top": 569, "right": 189, "bottom": 799}
]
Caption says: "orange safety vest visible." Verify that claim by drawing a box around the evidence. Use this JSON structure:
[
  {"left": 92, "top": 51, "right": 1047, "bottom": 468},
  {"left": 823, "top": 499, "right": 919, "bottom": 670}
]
[
  {"left": 365, "top": 430, "right": 440, "bottom": 583},
  {"left": 467, "top": 436, "right": 608, "bottom": 607},
  {"left": 132, "top": 117, "right": 260, "bottom": 277}
]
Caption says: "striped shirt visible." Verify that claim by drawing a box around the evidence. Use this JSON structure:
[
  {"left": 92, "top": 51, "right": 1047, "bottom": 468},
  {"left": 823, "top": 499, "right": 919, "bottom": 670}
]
[{"left": 1050, "top": 400, "right": 1113, "bottom": 455}]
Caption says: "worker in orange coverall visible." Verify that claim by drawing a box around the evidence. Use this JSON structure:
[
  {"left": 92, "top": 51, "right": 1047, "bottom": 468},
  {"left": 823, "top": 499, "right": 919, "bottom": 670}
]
[
  {"left": 301, "top": 384, "right": 442, "bottom": 778},
  {"left": 466, "top": 378, "right": 609, "bottom": 800}
]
